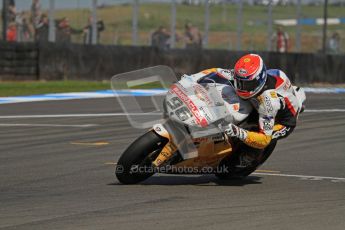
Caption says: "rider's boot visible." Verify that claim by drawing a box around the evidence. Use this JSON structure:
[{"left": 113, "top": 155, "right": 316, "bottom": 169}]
[{"left": 235, "top": 145, "right": 262, "bottom": 168}]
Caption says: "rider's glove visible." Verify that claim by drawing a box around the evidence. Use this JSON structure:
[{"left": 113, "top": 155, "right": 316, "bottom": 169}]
[{"left": 225, "top": 124, "right": 248, "bottom": 141}]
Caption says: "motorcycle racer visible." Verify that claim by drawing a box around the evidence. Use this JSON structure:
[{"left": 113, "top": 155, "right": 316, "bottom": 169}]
[
  {"left": 186, "top": 54, "right": 305, "bottom": 166},
  {"left": 225, "top": 54, "right": 305, "bottom": 152},
  {"left": 115, "top": 62, "right": 306, "bottom": 183}
]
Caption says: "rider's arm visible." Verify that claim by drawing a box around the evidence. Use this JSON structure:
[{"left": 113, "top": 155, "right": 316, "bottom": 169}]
[
  {"left": 182, "top": 68, "right": 233, "bottom": 83},
  {"left": 243, "top": 91, "right": 281, "bottom": 149},
  {"left": 226, "top": 90, "right": 281, "bottom": 149},
  {"left": 179, "top": 69, "right": 216, "bottom": 83}
]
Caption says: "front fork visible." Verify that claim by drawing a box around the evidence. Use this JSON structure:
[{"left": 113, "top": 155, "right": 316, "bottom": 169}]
[{"left": 151, "top": 124, "right": 177, "bottom": 167}]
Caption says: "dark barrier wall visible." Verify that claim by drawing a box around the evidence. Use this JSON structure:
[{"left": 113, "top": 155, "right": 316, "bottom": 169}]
[
  {"left": 37, "top": 43, "right": 345, "bottom": 83},
  {"left": 1, "top": 42, "right": 344, "bottom": 83},
  {"left": 0, "top": 42, "right": 38, "bottom": 80}
]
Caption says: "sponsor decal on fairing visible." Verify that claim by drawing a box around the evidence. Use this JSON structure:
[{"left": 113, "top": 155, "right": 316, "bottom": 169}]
[{"left": 171, "top": 84, "right": 208, "bottom": 127}]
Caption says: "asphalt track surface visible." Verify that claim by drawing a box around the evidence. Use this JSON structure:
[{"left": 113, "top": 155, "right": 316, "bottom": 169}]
[{"left": 0, "top": 93, "right": 344, "bottom": 230}]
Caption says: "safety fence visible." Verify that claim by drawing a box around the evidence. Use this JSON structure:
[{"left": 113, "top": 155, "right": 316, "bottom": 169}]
[
  {"left": 3, "top": 1, "right": 345, "bottom": 53},
  {"left": 0, "top": 41, "right": 344, "bottom": 83}
]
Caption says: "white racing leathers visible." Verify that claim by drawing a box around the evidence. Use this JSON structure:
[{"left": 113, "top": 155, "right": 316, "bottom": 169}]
[
  {"left": 188, "top": 68, "right": 305, "bottom": 149},
  {"left": 243, "top": 69, "right": 304, "bottom": 149}
]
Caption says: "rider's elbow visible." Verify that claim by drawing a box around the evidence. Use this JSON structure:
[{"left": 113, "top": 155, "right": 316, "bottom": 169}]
[{"left": 243, "top": 131, "right": 272, "bottom": 149}]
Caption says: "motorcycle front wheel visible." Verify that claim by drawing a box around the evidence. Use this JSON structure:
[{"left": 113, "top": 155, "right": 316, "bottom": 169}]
[{"left": 115, "top": 131, "right": 167, "bottom": 184}]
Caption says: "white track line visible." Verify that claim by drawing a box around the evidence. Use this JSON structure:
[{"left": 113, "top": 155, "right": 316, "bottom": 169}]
[
  {"left": 0, "top": 109, "right": 344, "bottom": 119},
  {"left": 0, "top": 113, "right": 161, "bottom": 119},
  {"left": 253, "top": 172, "right": 345, "bottom": 182},
  {"left": 304, "top": 109, "right": 345, "bottom": 112},
  {"left": 109, "top": 160, "right": 344, "bottom": 183},
  {"left": 0, "top": 123, "right": 98, "bottom": 127}
]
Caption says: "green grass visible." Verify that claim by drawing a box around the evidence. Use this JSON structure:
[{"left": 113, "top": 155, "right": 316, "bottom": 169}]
[
  {"left": 0, "top": 81, "right": 110, "bottom": 97},
  {"left": 0, "top": 78, "right": 343, "bottom": 97},
  {"left": 0, "top": 80, "right": 166, "bottom": 97}
]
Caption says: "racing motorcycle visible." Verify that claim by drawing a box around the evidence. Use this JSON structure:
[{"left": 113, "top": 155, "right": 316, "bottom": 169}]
[{"left": 113, "top": 66, "right": 302, "bottom": 184}]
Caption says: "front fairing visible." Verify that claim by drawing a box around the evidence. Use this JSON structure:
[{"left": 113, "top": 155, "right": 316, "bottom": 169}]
[{"left": 165, "top": 81, "right": 233, "bottom": 128}]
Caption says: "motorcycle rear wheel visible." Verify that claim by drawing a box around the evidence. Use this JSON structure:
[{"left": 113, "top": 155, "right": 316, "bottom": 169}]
[
  {"left": 115, "top": 131, "right": 167, "bottom": 184},
  {"left": 215, "top": 140, "right": 277, "bottom": 180}
]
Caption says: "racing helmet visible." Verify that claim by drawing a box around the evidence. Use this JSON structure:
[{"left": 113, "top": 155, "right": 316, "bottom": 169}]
[{"left": 233, "top": 54, "right": 267, "bottom": 99}]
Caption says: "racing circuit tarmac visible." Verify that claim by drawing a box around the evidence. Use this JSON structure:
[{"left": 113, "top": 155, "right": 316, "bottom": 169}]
[{"left": 0, "top": 93, "right": 345, "bottom": 230}]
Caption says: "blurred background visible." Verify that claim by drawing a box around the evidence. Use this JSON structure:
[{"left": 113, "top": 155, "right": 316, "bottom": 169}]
[
  {"left": 0, "top": 0, "right": 344, "bottom": 88},
  {"left": 2, "top": 0, "right": 344, "bottom": 52}
]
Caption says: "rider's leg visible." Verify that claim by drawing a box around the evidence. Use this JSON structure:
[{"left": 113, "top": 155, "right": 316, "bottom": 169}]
[
  {"left": 271, "top": 124, "right": 295, "bottom": 141},
  {"left": 237, "top": 124, "right": 295, "bottom": 167}
]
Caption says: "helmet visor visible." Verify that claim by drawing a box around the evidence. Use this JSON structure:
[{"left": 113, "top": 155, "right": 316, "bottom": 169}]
[
  {"left": 234, "top": 77, "right": 260, "bottom": 92},
  {"left": 234, "top": 64, "right": 266, "bottom": 94}
]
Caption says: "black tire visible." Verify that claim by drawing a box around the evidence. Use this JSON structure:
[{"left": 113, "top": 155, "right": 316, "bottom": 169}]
[
  {"left": 215, "top": 141, "right": 277, "bottom": 180},
  {"left": 115, "top": 131, "right": 167, "bottom": 184}
]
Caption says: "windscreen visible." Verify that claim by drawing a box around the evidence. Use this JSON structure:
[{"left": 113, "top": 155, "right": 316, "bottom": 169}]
[{"left": 111, "top": 65, "right": 177, "bottom": 129}]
